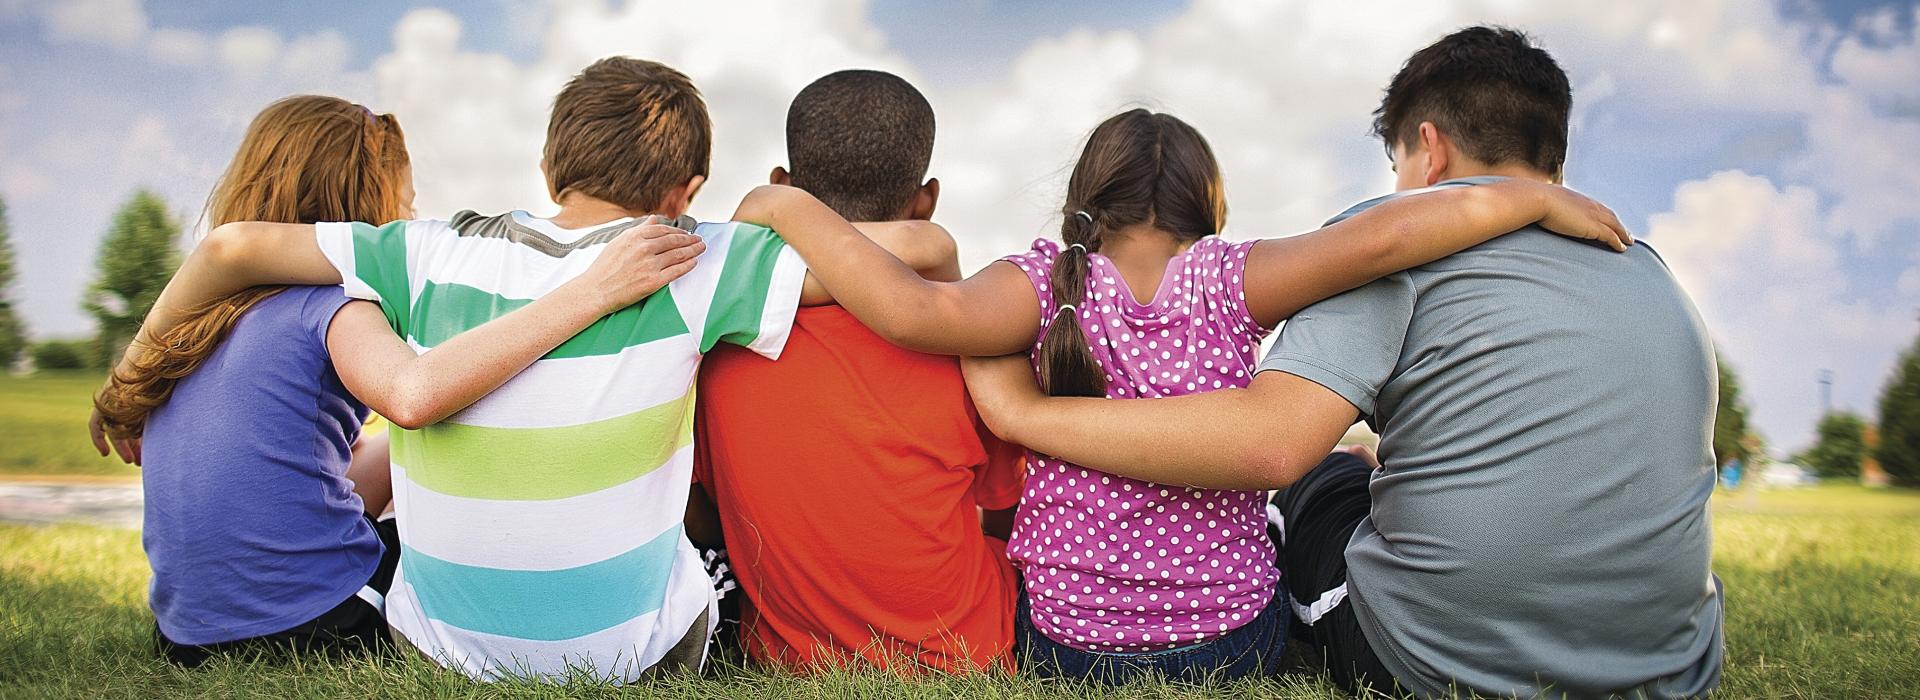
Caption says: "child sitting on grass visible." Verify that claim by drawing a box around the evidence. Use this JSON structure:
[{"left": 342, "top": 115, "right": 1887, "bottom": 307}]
[
  {"left": 724, "top": 108, "right": 1627, "bottom": 684},
  {"left": 689, "top": 69, "right": 1025, "bottom": 675},
  {"left": 88, "top": 95, "right": 702, "bottom": 667}
]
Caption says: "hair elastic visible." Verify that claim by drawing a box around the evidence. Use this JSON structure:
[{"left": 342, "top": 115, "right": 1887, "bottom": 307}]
[
  {"left": 1073, "top": 210, "right": 1094, "bottom": 224},
  {"left": 1065, "top": 243, "right": 1088, "bottom": 254},
  {"left": 1055, "top": 303, "right": 1079, "bottom": 316}
]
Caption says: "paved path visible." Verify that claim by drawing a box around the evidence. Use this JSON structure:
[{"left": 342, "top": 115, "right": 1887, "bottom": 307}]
[{"left": 0, "top": 481, "right": 142, "bottom": 529}]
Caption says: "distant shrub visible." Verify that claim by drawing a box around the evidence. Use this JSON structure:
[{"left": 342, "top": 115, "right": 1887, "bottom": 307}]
[
  {"left": 1880, "top": 338, "right": 1920, "bottom": 487},
  {"left": 31, "top": 340, "right": 92, "bottom": 371}
]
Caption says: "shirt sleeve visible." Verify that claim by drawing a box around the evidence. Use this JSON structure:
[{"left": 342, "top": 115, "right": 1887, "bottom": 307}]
[
  {"left": 1217, "top": 238, "right": 1265, "bottom": 335},
  {"left": 1255, "top": 272, "right": 1416, "bottom": 418},
  {"left": 1000, "top": 238, "right": 1062, "bottom": 324},
  {"left": 696, "top": 222, "right": 808, "bottom": 360},
  {"left": 314, "top": 220, "right": 421, "bottom": 336}
]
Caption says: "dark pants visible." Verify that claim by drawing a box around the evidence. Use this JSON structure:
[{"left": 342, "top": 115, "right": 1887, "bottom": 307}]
[
  {"left": 1015, "top": 579, "right": 1290, "bottom": 685},
  {"left": 156, "top": 516, "right": 400, "bottom": 667},
  {"left": 1268, "top": 452, "right": 1401, "bottom": 695}
]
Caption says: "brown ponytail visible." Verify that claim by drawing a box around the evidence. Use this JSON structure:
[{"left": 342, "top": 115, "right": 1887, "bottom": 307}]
[
  {"left": 93, "top": 96, "right": 412, "bottom": 440},
  {"left": 1036, "top": 109, "right": 1227, "bottom": 398}
]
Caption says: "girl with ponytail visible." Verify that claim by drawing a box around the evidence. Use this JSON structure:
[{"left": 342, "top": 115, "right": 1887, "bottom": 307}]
[
  {"left": 731, "top": 108, "right": 1629, "bottom": 682},
  {"left": 91, "top": 95, "right": 702, "bottom": 666}
]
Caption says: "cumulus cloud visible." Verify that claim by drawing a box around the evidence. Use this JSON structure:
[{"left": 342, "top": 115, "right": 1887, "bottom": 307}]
[
  {"left": 1650, "top": 170, "right": 1918, "bottom": 450},
  {"left": 146, "top": 27, "right": 210, "bottom": 67},
  {"left": 40, "top": 0, "right": 145, "bottom": 47}
]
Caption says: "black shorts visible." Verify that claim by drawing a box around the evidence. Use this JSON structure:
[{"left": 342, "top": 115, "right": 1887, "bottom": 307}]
[
  {"left": 1267, "top": 452, "right": 1401, "bottom": 695},
  {"left": 157, "top": 514, "right": 401, "bottom": 667}
]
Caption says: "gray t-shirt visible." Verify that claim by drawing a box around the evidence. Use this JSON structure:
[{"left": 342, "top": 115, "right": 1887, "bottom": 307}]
[{"left": 1260, "top": 177, "right": 1725, "bottom": 699}]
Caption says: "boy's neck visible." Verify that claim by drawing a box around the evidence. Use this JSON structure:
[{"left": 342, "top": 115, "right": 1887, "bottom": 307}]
[
  {"left": 549, "top": 192, "right": 659, "bottom": 229},
  {"left": 1438, "top": 161, "right": 1556, "bottom": 185}
]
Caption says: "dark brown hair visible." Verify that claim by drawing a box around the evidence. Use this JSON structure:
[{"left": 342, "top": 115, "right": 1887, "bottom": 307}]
[
  {"left": 94, "top": 95, "right": 411, "bottom": 440},
  {"left": 544, "top": 57, "right": 711, "bottom": 211},
  {"left": 1039, "top": 109, "right": 1226, "bottom": 398},
  {"left": 1373, "top": 26, "right": 1572, "bottom": 177},
  {"left": 785, "top": 69, "right": 935, "bottom": 222}
]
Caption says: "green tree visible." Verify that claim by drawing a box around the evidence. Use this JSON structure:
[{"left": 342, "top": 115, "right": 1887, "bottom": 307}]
[
  {"left": 1878, "top": 335, "right": 1920, "bottom": 486},
  {"left": 82, "top": 191, "right": 181, "bottom": 368},
  {"left": 30, "top": 339, "right": 91, "bottom": 370},
  {"left": 1714, "top": 354, "right": 1754, "bottom": 467},
  {"left": 0, "top": 196, "right": 27, "bottom": 369},
  {"left": 1803, "top": 411, "right": 1868, "bottom": 479}
]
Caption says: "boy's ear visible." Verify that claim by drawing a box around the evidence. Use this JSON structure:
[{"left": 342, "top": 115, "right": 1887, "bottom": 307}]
[
  {"left": 906, "top": 177, "right": 940, "bottom": 221},
  {"left": 656, "top": 175, "right": 707, "bottom": 218},
  {"left": 1418, "top": 122, "right": 1449, "bottom": 187},
  {"left": 769, "top": 167, "right": 791, "bottom": 186}
]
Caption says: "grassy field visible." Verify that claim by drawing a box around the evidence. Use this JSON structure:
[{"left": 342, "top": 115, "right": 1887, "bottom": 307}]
[
  {"left": 0, "top": 371, "right": 133, "bottom": 478},
  {"left": 2, "top": 486, "right": 1916, "bottom": 698}
]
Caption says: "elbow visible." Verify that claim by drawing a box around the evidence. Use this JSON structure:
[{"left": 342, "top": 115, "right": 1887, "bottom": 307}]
[
  {"left": 379, "top": 404, "right": 434, "bottom": 431},
  {"left": 375, "top": 389, "right": 440, "bottom": 430},
  {"left": 195, "top": 224, "right": 251, "bottom": 270},
  {"left": 1232, "top": 431, "right": 1318, "bottom": 491}
]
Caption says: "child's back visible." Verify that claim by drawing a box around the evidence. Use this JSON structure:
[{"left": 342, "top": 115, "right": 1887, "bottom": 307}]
[
  {"left": 693, "top": 70, "right": 1025, "bottom": 673},
  {"left": 1002, "top": 235, "right": 1278, "bottom": 652},
  {"left": 319, "top": 58, "right": 807, "bottom": 681},
  {"left": 329, "top": 211, "right": 803, "bottom": 679}
]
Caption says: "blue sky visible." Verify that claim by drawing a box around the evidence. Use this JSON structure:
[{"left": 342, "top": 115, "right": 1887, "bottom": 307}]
[{"left": 1, "top": 0, "right": 1917, "bottom": 452}]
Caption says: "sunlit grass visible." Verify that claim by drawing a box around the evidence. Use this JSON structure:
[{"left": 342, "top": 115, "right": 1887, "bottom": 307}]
[{"left": 3, "top": 485, "right": 1915, "bottom": 697}]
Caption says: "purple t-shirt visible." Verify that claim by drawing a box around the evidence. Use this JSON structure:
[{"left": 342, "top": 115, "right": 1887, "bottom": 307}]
[
  {"left": 1001, "top": 236, "right": 1279, "bottom": 653},
  {"left": 143, "top": 285, "right": 378, "bottom": 645}
]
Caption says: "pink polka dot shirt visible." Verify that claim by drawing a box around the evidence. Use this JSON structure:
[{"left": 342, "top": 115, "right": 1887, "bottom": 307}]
[{"left": 1000, "top": 236, "right": 1279, "bottom": 653}]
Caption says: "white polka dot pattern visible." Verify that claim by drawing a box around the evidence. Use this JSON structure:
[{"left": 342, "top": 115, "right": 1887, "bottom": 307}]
[{"left": 999, "top": 236, "right": 1278, "bottom": 653}]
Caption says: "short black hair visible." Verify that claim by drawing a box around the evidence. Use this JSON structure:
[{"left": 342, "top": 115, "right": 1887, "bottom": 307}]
[
  {"left": 1373, "top": 26, "right": 1572, "bottom": 177},
  {"left": 785, "top": 70, "right": 935, "bottom": 222}
]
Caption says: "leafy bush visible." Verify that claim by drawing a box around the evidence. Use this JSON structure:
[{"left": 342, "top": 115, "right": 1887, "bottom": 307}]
[{"left": 30, "top": 340, "right": 92, "bottom": 371}]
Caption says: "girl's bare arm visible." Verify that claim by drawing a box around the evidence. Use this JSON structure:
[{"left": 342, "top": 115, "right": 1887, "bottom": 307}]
[{"left": 1241, "top": 180, "right": 1629, "bottom": 328}]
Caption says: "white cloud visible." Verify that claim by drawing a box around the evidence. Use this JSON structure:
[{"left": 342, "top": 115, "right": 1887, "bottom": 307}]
[
  {"left": 40, "top": 0, "right": 146, "bottom": 47},
  {"left": 1649, "top": 170, "right": 1918, "bottom": 451},
  {"left": 217, "top": 26, "right": 283, "bottom": 78},
  {"left": 1830, "top": 6, "right": 1920, "bottom": 106},
  {"left": 147, "top": 27, "right": 210, "bottom": 67}
]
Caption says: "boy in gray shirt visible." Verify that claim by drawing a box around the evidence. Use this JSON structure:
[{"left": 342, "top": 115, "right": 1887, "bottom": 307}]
[{"left": 963, "top": 26, "right": 1723, "bottom": 699}]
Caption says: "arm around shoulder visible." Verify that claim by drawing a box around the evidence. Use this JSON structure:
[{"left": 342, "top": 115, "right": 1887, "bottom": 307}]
[{"left": 962, "top": 353, "right": 1357, "bottom": 490}]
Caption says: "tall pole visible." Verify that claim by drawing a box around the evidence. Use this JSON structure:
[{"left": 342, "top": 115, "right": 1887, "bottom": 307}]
[{"left": 1819, "top": 369, "right": 1833, "bottom": 416}]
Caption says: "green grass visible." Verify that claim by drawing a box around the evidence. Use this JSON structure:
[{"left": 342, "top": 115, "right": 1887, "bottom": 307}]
[
  {"left": 0, "top": 371, "right": 133, "bottom": 478},
  {"left": 2, "top": 486, "right": 1916, "bottom": 698}
]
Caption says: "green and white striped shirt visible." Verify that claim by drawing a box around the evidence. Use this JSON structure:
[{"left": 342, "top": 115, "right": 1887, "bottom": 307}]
[{"left": 315, "top": 211, "right": 805, "bottom": 681}]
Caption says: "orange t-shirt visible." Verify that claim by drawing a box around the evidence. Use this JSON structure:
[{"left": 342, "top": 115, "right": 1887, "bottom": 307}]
[{"left": 693, "top": 305, "right": 1025, "bottom": 674}]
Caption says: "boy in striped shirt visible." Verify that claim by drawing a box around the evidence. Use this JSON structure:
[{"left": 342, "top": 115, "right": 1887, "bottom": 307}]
[{"left": 123, "top": 57, "right": 952, "bottom": 681}]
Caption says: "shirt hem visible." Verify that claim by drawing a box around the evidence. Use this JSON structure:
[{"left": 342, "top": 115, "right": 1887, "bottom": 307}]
[
  {"left": 155, "top": 560, "right": 379, "bottom": 646},
  {"left": 1257, "top": 353, "right": 1379, "bottom": 417}
]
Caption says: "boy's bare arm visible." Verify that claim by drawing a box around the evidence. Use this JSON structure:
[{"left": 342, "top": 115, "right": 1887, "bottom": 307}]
[
  {"left": 732, "top": 184, "right": 1036, "bottom": 357},
  {"left": 961, "top": 354, "right": 1358, "bottom": 491},
  {"left": 322, "top": 222, "right": 702, "bottom": 429}
]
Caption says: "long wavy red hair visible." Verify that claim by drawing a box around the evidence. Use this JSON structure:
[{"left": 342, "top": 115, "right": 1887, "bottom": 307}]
[{"left": 94, "top": 95, "right": 411, "bottom": 439}]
